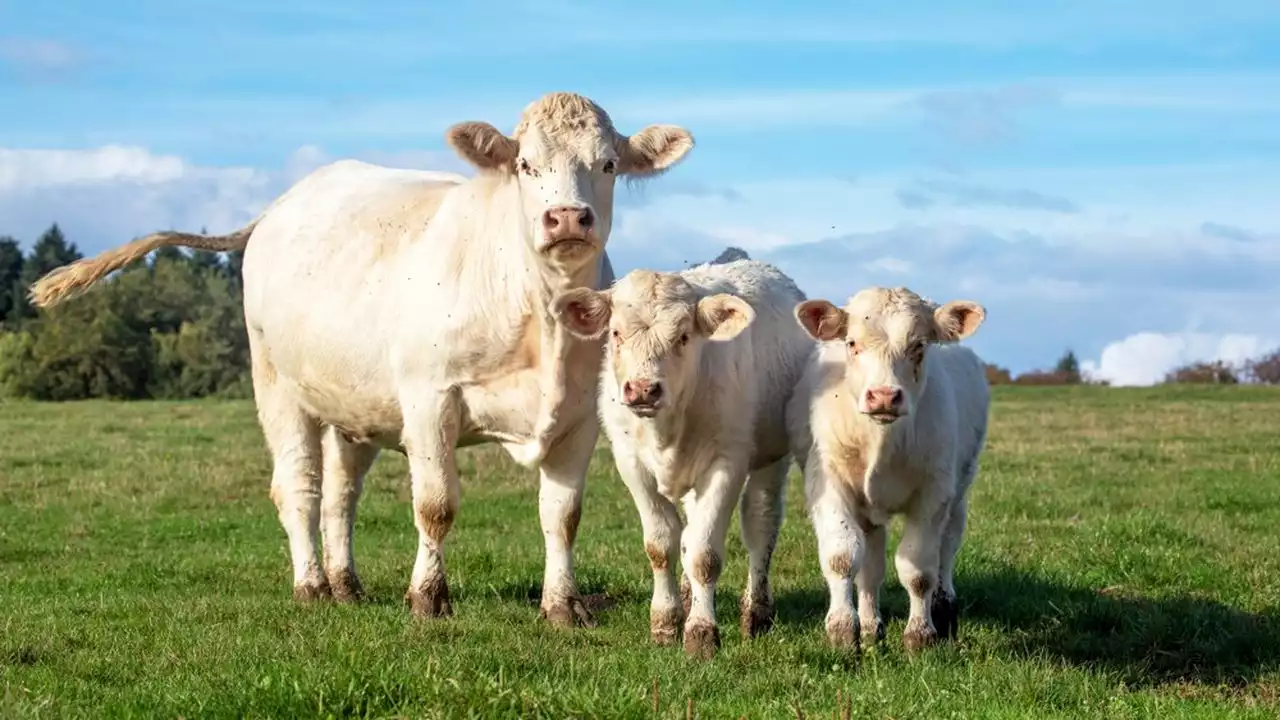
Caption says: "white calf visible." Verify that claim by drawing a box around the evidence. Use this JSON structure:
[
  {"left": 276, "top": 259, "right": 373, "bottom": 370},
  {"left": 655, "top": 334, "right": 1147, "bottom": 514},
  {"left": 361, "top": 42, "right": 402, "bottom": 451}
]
[
  {"left": 787, "top": 286, "right": 990, "bottom": 651},
  {"left": 552, "top": 253, "right": 812, "bottom": 658}
]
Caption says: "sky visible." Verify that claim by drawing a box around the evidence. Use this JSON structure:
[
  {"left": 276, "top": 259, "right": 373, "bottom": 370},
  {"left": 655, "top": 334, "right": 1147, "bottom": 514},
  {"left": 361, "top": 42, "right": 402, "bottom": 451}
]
[{"left": 2, "top": 0, "right": 1279, "bottom": 383}]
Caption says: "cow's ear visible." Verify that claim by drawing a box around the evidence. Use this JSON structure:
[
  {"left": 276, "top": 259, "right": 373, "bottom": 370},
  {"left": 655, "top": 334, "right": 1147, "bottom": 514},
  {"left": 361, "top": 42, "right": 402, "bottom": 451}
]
[
  {"left": 795, "top": 300, "right": 847, "bottom": 342},
  {"left": 934, "top": 300, "right": 985, "bottom": 342},
  {"left": 446, "top": 122, "right": 518, "bottom": 172},
  {"left": 620, "top": 125, "right": 694, "bottom": 177},
  {"left": 696, "top": 294, "right": 755, "bottom": 342},
  {"left": 551, "top": 288, "right": 613, "bottom": 340}
]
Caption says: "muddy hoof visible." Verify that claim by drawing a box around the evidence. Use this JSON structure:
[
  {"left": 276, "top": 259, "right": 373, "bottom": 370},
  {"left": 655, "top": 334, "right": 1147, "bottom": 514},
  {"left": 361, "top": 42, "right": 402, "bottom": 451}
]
[
  {"left": 739, "top": 597, "right": 775, "bottom": 639},
  {"left": 292, "top": 579, "right": 332, "bottom": 603},
  {"left": 902, "top": 619, "right": 938, "bottom": 652},
  {"left": 327, "top": 569, "right": 364, "bottom": 604},
  {"left": 651, "top": 605, "right": 683, "bottom": 646},
  {"left": 540, "top": 596, "right": 596, "bottom": 629},
  {"left": 683, "top": 622, "right": 721, "bottom": 660},
  {"left": 825, "top": 613, "right": 860, "bottom": 650},
  {"left": 406, "top": 581, "right": 453, "bottom": 618},
  {"left": 931, "top": 592, "right": 958, "bottom": 641},
  {"left": 860, "top": 618, "right": 886, "bottom": 646}
]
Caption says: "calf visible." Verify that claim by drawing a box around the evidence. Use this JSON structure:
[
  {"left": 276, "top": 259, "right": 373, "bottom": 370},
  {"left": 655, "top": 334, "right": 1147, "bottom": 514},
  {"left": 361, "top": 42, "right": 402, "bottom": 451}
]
[
  {"left": 551, "top": 253, "right": 813, "bottom": 659},
  {"left": 786, "top": 286, "right": 989, "bottom": 651}
]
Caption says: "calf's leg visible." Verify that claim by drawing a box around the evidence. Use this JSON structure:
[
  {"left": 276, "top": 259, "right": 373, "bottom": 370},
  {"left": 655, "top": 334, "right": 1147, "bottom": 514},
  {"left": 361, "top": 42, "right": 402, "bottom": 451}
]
[
  {"left": 680, "top": 462, "right": 746, "bottom": 659},
  {"left": 933, "top": 494, "right": 967, "bottom": 641},
  {"left": 738, "top": 458, "right": 789, "bottom": 639},
  {"left": 535, "top": 418, "right": 597, "bottom": 628},
  {"left": 805, "top": 464, "right": 863, "bottom": 649},
  {"left": 320, "top": 427, "right": 379, "bottom": 603},
  {"left": 616, "top": 453, "right": 683, "bottom": 644},
  {"left": 895, "top": 484, "right": 953, "bottom": 651},
  {"left": 855, "top": 520, "right": 887, "bottom": 644}
]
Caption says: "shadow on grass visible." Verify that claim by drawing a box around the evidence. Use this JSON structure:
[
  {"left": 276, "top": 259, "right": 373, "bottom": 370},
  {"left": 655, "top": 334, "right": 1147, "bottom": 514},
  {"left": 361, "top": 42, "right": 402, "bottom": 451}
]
[{"left": 776, "top": 564, "right": 1280, "bottom": 688}]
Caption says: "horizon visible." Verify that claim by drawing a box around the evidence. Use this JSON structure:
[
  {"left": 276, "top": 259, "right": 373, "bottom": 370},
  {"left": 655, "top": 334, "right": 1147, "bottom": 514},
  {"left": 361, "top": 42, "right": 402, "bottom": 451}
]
[{"left": 3, "top": 1, "right": 1278, "bottom": 383}]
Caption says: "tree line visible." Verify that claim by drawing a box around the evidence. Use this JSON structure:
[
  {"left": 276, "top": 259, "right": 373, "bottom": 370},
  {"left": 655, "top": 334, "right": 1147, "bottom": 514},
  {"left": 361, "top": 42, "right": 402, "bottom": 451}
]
[
  {"left": 0, "top": 224, "right": 251, "bottom": 400},
  {"left": 2, "top": 224, "right": 1277, "bottom": 401}
]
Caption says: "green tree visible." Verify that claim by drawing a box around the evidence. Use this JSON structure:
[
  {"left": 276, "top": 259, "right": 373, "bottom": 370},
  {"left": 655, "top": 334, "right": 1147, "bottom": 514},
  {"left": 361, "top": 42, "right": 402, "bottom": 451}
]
[
  {"left": 1054, "top": 349, "right": 1082, "bottom": 384},
  {"left": 0, "top": 236, "right": 23, "bottom": 324}
]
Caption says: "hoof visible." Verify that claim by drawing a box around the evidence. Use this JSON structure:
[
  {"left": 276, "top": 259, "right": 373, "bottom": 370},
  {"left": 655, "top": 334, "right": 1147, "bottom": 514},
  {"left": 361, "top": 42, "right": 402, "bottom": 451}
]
[
  {"left": 860, "top": 618, "right": 886, "bottom": 646},
  {"left": 931, "top": 592, "right": 959, "bottom": 641},
  {"left": 540, "top": 596, "right": 596, "bottom": 629},
  {"left": 825, "top": 613, "right": 860, "bottom": 650},
  {"left": 902, "top": 618, "right": 938, "bottom": 652},
  {"left": 292, "top": 579, "right": 332, "bottom": 603},
  {"left": 651, "top": 605, "right": 683, "bottom": 646},
  {"left": 683, "top": 621, "right": 721, "bottom": 660},
  {"left": 406, "top": 580, "right": 453, "bottom": 618},
  {"left": 327, "top": 569, "right": 364, "bottom": 604},
  {"left": 739, "top": 596, "right": 775, "bottom": 639}
]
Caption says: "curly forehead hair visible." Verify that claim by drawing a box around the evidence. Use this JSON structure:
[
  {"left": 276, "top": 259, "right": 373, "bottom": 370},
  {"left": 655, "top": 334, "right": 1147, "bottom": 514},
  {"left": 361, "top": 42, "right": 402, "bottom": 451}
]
[{"left": 512, "top": 92, "right": 619, "bottom": 140}]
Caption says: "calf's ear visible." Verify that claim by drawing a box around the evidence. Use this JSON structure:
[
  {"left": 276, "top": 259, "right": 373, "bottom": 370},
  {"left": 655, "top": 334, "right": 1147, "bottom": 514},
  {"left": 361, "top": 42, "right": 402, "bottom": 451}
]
[
  {"left": 934, "top": 300, "right": 986, "bottom": 342},
  {"left": 620, "top": 125, "right": 695, "bottom": 177},
  {"left": 551, "top": 288, "right": 613, "bottom": 340},
  {"left": 696, "top": 294, "right": 755, "bottom": 342},
  {"left": 446, "top": 121, "right": 519, "bottom": 172},
  {"left": 795, "top": 300, "right": 848, "bottom": 342}
]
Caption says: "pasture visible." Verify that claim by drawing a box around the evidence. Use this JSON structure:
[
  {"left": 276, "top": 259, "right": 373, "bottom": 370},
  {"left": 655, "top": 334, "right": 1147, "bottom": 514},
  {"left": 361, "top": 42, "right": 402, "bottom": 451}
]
[{"left": 2, "top": 386, "right": 1279, "bottom": 718}]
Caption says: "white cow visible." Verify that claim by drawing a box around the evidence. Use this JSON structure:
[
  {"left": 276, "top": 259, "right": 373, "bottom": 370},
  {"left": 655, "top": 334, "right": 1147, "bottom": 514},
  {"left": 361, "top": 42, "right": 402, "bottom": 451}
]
[
  {"left": 29, "top": 92, "right": 695, "bottom": 628},
  {"left": 550, "top": 253, "right": 813, "bottom": 658},
  {"left": 786, "top": 286, "right": 990, "bottom": 651}
]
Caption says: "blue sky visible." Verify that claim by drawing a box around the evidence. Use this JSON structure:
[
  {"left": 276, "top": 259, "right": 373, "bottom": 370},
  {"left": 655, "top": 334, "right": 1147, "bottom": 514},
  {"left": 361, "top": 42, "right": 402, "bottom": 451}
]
[{"left": 2, "top": 0, "right": 1279, "bottom": 382}]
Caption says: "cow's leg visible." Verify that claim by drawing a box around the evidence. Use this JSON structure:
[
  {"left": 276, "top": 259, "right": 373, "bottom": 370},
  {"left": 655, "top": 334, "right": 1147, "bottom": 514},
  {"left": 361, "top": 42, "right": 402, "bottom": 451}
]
[
  {"left": 320, "top": 426, "right": 380, "bottom": 603},
  {"left": 401, "top": 389, "right": 460, "bottom": 618},
  {"left": 536, "top": 417, "right": 598, "bottom": 628},
  {"left": 680, "top": 460, "right": 746, "bottom": 660},
  {"left": 616, "top": 452, "right": 683, "bottom": 645},
  {"left": 805, "top": 460, "right": 863, "bottom": 649},
  {"left": 855, "top": 520, "right": 888, "bottom": 645},
  {"left": 679, "top": 494, "right": 695, "bottom": 620},
  {"left": 933, "top": 494, "right": 968, "bottom": 641},
  {"left": 253, "top": 344, "right": 327, "bottom": 602},
  {"left": 738, "top": 458, "right": 788, "bottom": 639},
  {"left": 896, "top": 482, "right": 953, "bottom": 652}
]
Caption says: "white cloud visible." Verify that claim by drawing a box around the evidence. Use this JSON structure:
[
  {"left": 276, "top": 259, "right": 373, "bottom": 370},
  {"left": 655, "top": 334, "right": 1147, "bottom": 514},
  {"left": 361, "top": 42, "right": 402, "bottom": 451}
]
[{"left": 1082, "top": 332, "right": 1277, "bottom": 386}]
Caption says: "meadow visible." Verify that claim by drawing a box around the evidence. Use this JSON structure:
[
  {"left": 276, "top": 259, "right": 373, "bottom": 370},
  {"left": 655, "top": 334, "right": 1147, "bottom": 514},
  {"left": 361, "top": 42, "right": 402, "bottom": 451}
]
[{"left": 2, "top": 385, "right": 1279, "bottom": 718}]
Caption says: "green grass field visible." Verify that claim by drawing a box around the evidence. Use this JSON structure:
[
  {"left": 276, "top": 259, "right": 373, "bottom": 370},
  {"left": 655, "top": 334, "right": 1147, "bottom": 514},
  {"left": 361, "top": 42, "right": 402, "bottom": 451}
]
[{"left": 2, "top": 386, "right": 1279, "bottom": 718}]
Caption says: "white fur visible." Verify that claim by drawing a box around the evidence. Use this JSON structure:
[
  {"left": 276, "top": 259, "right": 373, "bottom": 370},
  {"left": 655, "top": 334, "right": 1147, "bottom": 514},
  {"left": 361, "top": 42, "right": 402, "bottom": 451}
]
[{"left": 787, "top": 290, "right": 990, "bottom": 650}]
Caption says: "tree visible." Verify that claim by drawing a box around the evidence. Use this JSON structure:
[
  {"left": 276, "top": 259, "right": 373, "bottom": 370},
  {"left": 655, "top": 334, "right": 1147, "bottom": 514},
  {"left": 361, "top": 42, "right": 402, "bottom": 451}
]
[
  {"left": 984, "top": 363, "right": 1012, "bottom": 385},
  {"left": 1245, "top": 350, "right": 1280, "bottom": 385},
  {"left": 0, "top": 236, "right": 23, "bottom": 324},
  {"left": 1054, "top": 349, "right": 1081, "bottom": 383},
  {"left": 1164, "top": 361, "right": 1240, "bottom": 385},
  {"left": 13, "top": 224, "right": 82, "bottom": 322}
]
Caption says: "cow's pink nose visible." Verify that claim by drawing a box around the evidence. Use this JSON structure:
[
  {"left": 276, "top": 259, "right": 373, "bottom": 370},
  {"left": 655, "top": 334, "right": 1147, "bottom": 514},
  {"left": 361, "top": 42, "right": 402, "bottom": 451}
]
[
  {"left": 543, "top": 205, "right": 594, "bottom": 241},
  {"left": 622, "top": 379, "right": 663, "bottom": 406},
  {"left": 864, "top": 386, "right": 904, "bottom": 414}
]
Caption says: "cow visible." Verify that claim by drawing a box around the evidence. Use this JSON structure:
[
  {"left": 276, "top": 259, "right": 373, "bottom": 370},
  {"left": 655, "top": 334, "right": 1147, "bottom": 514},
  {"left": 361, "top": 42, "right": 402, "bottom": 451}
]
[
  {"left": 549, "top": 252, "right": 813, "bottom": 658},
  {"left": 786, "top": 286, "right": 989, "bottom": 652},
  {"left": 28, "top": 91, "right": 695, "bottom": 628}
]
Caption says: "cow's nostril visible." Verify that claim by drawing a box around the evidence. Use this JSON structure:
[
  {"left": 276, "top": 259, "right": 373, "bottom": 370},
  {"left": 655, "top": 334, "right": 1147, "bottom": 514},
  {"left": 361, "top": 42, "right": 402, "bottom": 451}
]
[
  {"left": 543, "top": 211, "right": 561, "bottom": 230},
  {"left": 648, "top": 382, "right": 663, "bottom": 401},
  {"left": 578, "top": 210, "right": 594, "bottom": 229}
]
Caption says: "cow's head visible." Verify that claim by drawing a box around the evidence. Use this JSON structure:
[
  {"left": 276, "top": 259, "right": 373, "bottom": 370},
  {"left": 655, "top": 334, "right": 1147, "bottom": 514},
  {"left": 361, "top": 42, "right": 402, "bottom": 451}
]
[
  {"left": 445, "top": 92, "right": 694, "bottom": 270},
  {"left": 795, "top": 287, "right": 985, "bottom": 425},
  {"left": 552, "top": 270, "right": 754, "bottom": 419}
]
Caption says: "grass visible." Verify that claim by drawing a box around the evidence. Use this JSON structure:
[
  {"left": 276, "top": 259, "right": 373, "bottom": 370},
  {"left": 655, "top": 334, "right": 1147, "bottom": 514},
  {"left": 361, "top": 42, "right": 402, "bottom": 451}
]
[{"left": 2, "top": 385, "right": 1280, "bottom": 718}]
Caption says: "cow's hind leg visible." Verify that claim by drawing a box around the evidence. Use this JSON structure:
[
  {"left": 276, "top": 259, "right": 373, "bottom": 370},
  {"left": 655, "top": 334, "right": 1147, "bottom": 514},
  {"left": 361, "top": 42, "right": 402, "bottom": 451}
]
[
  {"left": 738, "top": 458, "right": 788, "bottom": 639},
  {"left": 254, "top": 345, "right": 327, "bottom": 602},
  {"left": 321, "top": 427, "right": 380, "bottom": 603}
]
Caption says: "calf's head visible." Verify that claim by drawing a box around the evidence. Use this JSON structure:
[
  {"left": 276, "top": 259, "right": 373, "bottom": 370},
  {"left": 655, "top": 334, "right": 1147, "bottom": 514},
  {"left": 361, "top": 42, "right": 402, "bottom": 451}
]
[
  {"left": 795, "top": 287, "right": 985, "bottom": 425},
  {"left": 552, "top": 270, "right": 755, "bottom": 419},
  {"left": 445, "top": 92, "right": 694, "bottom": 269}
]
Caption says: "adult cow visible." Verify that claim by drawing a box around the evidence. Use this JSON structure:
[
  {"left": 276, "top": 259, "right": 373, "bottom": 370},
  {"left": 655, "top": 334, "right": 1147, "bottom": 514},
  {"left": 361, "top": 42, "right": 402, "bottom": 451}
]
[{"left": 29, "top": 91, "right": 695, "bottom": 628}]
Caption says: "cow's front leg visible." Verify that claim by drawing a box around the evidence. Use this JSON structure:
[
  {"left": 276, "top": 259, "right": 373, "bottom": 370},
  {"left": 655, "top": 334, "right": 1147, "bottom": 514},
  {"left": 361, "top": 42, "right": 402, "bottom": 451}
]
[
  {"left": 616, "top": 452, "right": 683, "bottom": 644},
  {"left": 805, "top": 457, "right": 864, "bottom": 649},
  {"left": 402, "top": 388, "right": 461, "bottom": 618},
  {"left": 896, "top": 482, "right": 953, "bottom": 652},
  {"left": 680, "top": 460, "right": 746, "bottom": 660},
  {"left": 536, "top": 417, "right": 598, "bottom": 629}
]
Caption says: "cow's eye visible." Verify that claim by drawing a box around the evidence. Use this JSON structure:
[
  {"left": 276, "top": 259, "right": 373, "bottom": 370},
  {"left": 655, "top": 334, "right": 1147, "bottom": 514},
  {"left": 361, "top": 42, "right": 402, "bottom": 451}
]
[
  {"left": 679, "top": 333, "right": 689, "bottom": 346},
  {"left": 518, "top": 158, "right": 535, "bottom": 175},
  {"left": 602, "top": 159, "right": 617, "bottom": 174}
]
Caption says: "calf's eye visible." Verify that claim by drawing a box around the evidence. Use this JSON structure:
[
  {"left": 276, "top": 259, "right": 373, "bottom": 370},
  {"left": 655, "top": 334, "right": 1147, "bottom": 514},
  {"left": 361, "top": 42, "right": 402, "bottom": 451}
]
[
  {"left": 602, "top": 159, "right": 617, "bottom": 174},
  {"left": 679, "top": 333, "right": 689, "bottom": 346}
]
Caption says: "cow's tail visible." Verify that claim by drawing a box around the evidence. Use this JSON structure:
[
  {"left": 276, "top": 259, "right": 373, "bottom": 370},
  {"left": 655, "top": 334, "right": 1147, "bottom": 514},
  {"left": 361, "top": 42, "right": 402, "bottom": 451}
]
[{"left": 28, "top": 221, "right": 260, "bottom": 309}]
